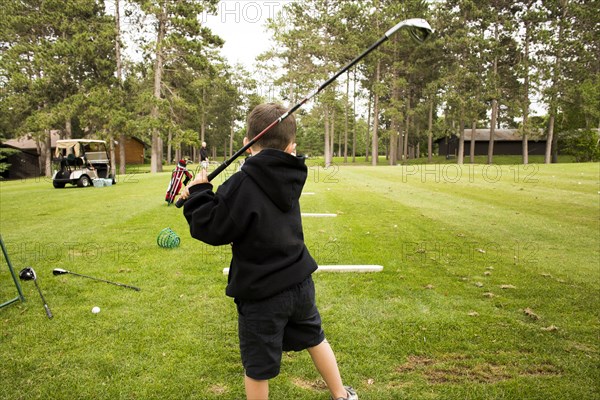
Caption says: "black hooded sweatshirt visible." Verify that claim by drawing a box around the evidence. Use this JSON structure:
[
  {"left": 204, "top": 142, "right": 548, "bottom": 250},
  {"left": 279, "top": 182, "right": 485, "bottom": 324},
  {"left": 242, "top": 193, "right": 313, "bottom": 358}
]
[{"left": 183, "top": 149, "right": 317, "bottom": 300}]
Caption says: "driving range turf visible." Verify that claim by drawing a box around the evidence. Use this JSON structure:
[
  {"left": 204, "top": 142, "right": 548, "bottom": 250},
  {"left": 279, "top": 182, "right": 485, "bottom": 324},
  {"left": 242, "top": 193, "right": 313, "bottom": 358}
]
[{"left": 1, "top": 161, "right": 598, "bottom": 399}]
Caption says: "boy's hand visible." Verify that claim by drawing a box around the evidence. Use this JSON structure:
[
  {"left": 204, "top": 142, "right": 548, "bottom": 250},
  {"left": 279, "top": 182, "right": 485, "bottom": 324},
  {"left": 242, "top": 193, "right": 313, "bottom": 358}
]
[{"left": 180, "top": 168, "right": 208, "bottom": 200}]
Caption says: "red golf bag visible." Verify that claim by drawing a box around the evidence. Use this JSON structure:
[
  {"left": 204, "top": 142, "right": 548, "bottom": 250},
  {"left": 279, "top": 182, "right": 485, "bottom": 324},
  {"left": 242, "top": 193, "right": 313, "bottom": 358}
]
[{"left": 165, "top": 159, "right": 193, "bottom": 205}]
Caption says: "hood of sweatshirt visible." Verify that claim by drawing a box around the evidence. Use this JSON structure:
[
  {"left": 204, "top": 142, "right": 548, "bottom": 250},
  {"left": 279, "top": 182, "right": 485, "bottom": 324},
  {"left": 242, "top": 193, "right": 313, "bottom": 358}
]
[{"left": 241, "top": 149, "right": 307, "bottom": 212}]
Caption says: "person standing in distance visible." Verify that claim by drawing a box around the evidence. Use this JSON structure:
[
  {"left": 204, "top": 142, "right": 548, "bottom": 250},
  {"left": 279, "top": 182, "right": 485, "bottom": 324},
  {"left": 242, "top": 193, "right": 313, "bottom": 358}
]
[{"left": 200, "top": 141, "right": 209, "bottom": 170}]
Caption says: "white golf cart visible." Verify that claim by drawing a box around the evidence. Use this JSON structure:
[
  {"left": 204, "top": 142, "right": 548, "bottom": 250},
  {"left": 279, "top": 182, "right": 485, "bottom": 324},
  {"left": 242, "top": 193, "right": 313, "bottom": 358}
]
[{"left": 52, "top": 139, "right": 114, "bottom": 188}]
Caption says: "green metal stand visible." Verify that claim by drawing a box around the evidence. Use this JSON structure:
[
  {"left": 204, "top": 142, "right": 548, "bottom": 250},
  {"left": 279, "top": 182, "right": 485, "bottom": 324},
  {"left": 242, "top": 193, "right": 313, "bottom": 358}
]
[{"left": 0, "top": 235, "right": 25, "bottom": 308}]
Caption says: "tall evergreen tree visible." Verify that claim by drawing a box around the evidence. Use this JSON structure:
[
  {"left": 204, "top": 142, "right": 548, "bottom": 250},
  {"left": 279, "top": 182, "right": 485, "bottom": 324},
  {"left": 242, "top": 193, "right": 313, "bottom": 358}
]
[
  {"left": 1, "top": 0, "right": 117, "bottom": 176},
  {"left": 132, "top": 0, "right": 221, "bottom": 173}
]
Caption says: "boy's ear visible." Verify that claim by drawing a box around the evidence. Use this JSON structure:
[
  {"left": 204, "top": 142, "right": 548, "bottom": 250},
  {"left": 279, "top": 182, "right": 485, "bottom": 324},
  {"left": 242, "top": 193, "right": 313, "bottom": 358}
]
[
  {"left": 243, "top": 137, "right": 252, "bottom": 154},
  {"left": 285, "top": 142, "right": 297, "bottom": 155}
]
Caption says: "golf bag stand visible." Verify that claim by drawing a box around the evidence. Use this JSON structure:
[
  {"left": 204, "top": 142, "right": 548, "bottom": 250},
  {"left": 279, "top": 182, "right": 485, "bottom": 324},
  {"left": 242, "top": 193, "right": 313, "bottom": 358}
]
[
  {"left": 165, "top": 159, "right": 193, "bottom": 205},
  {"left": 0, "top": 235, "right": 26, "bottom": 309}
]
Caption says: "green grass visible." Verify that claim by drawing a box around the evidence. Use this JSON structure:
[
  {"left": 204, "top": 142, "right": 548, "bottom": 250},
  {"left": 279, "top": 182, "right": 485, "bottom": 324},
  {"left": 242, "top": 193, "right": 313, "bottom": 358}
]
[{"left": 0, "top": 162, "right": 598, "bottom": 399}]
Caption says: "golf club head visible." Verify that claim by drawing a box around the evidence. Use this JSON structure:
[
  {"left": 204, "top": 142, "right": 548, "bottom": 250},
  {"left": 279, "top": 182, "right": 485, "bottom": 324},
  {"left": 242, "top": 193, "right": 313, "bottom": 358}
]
[
  {"left": 52, "top": 268, "right": 68, "bottom": 276},
  {"left": 386, "top": 18, "right": 433, "bottom": 42},
  {"left": 408, "top": 25, "right": 432, "bottom": 43},
  {"left": 19, "top": 267, "right": 36, "bottom": 281}
]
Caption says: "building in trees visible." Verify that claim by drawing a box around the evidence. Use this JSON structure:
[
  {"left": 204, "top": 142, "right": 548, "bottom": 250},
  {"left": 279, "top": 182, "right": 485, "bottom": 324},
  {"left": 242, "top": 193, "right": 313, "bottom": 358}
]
[
  {"left": 437, "top": 129, "right": 547, "bottom": 158},
  {"left": 1, "top": 132, "right": 61, "bottom": 179},
  {"left": 114, "top": 137, "right": 148, "bottom": 165}
]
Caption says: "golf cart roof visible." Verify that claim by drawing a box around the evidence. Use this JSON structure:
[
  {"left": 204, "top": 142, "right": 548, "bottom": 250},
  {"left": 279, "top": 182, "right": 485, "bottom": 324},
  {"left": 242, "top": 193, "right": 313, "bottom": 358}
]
[
  {"left": 55, "top": 139, "right": 108, "bottom": 158},
  {"left": 55, "top": 139, "right": 107, "bottom": 149}
]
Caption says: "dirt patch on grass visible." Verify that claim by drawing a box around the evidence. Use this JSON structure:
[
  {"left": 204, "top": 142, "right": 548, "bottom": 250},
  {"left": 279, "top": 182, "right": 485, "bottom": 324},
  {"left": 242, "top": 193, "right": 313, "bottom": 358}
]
[
  {"left": 208, "top": 384, "right": 228, "bottom": 395},
  {"left": 395, "top": 354, "right": 562, "bottom": 384},
  {"left": 291, "top": 377, "right": 327, "bottom": 391},
  {"left": 427, "top": 362, "right": 513, "bottom": 384},
  {"left": 521, "top": 364, "right": 563, "bottom": 377},
  {"left": 395, "top": 355, "right": 435, "bottom": 373}
]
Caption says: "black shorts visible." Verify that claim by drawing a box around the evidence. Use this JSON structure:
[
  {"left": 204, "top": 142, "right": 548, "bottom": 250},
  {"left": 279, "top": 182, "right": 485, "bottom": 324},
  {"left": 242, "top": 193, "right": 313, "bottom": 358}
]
[{"left": 235, "top": 275, "right": 325, "bottom": 380}]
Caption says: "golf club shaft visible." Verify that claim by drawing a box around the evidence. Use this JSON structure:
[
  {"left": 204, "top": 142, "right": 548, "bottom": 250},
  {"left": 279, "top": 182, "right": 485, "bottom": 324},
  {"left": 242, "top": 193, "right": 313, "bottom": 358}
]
[
  {"left": 175, "top": 25, "right": 400, "bottom": 209},
  {"left": 33, "top": 279, "right": 53, "bottom": 319},
  {"left": 68, "top": 271, "right": 141, "bottom": 291}
]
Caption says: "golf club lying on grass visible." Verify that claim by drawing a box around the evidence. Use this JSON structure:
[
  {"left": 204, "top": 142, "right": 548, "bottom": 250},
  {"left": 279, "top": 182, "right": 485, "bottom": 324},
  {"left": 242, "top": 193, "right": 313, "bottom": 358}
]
[
  {"left": 53, "top": 268, "right": 141, "bottom": 291},
  {"left": 176, "top": 18, "right": 433, "bottom": 208},
  {"left": 19, "top": 267, "right": 53, "bottom": 319}
]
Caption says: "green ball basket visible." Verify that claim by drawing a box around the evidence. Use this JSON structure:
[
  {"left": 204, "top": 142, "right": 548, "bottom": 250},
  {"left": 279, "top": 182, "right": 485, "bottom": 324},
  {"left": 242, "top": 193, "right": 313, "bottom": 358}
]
[{"left": 157, "top": 228, "right": 180, "bottom": 248}]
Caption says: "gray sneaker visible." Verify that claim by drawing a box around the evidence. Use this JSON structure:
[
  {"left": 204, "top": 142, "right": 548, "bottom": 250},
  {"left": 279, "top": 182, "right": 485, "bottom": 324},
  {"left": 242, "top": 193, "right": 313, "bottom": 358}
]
[{"left": 331, "top": 386, "right": 358, "bottom": 400}]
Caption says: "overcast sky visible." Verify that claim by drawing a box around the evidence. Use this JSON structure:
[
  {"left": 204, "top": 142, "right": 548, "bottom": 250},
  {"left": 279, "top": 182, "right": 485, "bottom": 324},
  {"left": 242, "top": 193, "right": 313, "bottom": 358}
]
[{"left": 204, "top": 1, "right": 296, "bottom": 72}]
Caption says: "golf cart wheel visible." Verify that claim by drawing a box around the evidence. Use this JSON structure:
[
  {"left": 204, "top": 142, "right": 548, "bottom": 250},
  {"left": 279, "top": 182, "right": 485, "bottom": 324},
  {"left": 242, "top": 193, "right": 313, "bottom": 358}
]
[
  {"left": 77, "top": 175, "right": 92, "bottom": 187},
  {"left": 53, "top": 181, "right": 66, "bottom": 189}
]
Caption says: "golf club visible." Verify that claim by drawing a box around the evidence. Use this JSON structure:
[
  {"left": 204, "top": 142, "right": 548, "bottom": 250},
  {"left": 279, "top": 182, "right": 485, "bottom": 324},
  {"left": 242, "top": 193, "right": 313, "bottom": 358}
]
[
  {"left": 52, "top": 268, "right": 141, "bottom": 291},
  {"left": 176, "top": 18, "right": 433, "bottom": 208},
  {"left": 19, "top": 267, "right": 53, "bottom": 319}
]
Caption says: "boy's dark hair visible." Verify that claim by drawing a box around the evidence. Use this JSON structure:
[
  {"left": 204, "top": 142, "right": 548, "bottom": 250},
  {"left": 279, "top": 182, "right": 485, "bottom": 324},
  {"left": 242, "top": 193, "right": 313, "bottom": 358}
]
[{"left": 247, "top": 103, "right": 295, "bottom": 151}]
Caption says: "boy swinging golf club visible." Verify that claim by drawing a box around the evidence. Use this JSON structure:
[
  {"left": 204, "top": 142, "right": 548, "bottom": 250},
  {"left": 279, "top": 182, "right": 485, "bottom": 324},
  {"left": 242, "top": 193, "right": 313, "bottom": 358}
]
[
  {"left": 180, "top": 19, "right": 432, "bottom": 400},
  {"left": 181, "top": 103, "right": 357, "bottom": 400}
]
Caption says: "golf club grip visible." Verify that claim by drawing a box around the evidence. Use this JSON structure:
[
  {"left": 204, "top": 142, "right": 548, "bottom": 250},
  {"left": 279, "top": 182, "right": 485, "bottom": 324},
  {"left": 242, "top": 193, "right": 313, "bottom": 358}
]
[
  {"left": 175, "top": 160, "right": 230, "bottom": 208},
  {"left": 44, "top": 304, "right": 53, "bottom": 319}
]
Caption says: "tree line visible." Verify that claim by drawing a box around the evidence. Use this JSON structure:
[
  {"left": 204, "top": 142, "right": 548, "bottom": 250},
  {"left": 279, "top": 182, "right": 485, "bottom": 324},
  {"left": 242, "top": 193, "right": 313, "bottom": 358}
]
[{"left": 1, "top": 0, "right": 598, "bottom": 177}]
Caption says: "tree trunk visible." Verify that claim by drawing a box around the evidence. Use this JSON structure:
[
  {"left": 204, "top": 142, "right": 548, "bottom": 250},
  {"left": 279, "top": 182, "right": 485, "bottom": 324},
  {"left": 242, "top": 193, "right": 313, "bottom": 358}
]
[
  {"left": 36, "top": 139, "right": 43, "bottom": 174},
  {"left": 522, "top": 130, "right": 529, "bottom": 165},
  {"left": 115, "top": 0, "right": 125, "bottom": 175},
  {"left": 390, "top": 44, "right": 399, "bottom": 166},
  {"left": 403, "top": 92, "right": 411, "bottom": 161},
  {"left": 389, "top": 119, "right": 397, "bottom": 166},
  {"left": 546, "top": 3, "right": 567, "bottom": 164},
  {"left": 119, "top": 134, "right": 126, "bottom": 174},
  {"left": 352, "top": 69, "right": 357, "bottom": 162},
  {"left": 109, "top": 136, "right": 116, "bottom": 178},
  {"left": 551, "top": 128, "right": 559, "bottom": 163},
  {"left": 330, "top": 109, "right": 335, "bottom": 158},
  {"left": 365, "top": 92, "right": 371, "bottom": 162},
  {"left": 115, "top": 0, "right": 122, "bottom": 83},
  {"left": 469, "top": 120, "right": 476, "bottom": 163},
  {"left": 371, "top": 60, "right": 380, "bottom": 166},
  {"left": 428, "top": 100, "right": 433, "bottom": 163},
  {"left": 522, "top": 16, "right": 531, "bottom": 165},
  {"left": 150, "top": 5, "right": 166, "bottom": 173},
  {"left": 397, "top": 116, "right": 404, "bottom": 163},
  {"left": 488, "top": 99, "right": 498, "bottom": 164},
  {"left": 487, "top": 23, "right": 499, "bottom": 165},
  {"left": 167, "top": 130, "right": 172, "bottom": 165},
  {"left": 324, "top": 105, "right": 331, "bottom": 167},
  {"left": 344, "top": 70, "right": 349, "bottom": 162},
  {"left": 457, "top": 118, "right": 465, "bottom": 165},
  {"left": 45, "top": 129, "right": 52, "bottom": 177},
  {"left": 65, "top": 119, "right": 72, "bottom": 139},
  {"left": 229, "top": 118, "right": 234, "bottom": 158}
]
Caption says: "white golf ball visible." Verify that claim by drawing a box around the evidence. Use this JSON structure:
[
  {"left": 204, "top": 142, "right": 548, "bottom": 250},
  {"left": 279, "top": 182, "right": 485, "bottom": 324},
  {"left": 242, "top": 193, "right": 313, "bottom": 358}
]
[{"left": 92, "top": 306, "right": 101, "bottom": 314}]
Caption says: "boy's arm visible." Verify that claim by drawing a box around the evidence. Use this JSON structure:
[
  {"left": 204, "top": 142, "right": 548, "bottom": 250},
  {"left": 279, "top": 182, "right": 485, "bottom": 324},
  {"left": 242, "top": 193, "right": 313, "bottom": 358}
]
[{"left": 182, "top": 177, "right": 241, "bottom": 246}]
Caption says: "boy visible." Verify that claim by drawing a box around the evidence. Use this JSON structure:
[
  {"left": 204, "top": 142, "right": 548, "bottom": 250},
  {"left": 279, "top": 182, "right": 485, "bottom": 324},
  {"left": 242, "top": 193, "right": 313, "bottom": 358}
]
[{"left": 180, "top": 103, "right": 357, "bottom": 400}]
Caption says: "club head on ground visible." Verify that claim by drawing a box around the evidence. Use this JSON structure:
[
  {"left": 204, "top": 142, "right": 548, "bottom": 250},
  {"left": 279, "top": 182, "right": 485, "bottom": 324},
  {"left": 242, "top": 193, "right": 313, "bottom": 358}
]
[
  {"left": 386, "top": 18, "right": 433, "bottom": 42},
  {"left": 19, "top": 267, "right": 36, "bottom": 281},
  {"left": 52, "top": 268, "right": 68, "bottom": 276}
]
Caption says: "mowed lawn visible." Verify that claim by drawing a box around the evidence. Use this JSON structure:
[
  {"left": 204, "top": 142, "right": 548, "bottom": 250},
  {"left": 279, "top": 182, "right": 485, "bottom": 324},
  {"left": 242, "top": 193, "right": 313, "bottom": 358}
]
[{"left": 0, "top": 162, "right": 598, "bottom": 400}]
